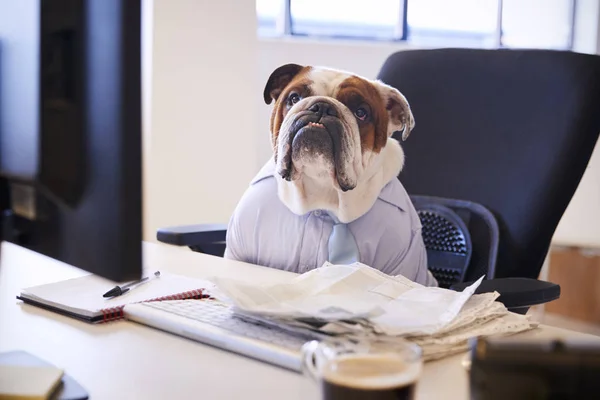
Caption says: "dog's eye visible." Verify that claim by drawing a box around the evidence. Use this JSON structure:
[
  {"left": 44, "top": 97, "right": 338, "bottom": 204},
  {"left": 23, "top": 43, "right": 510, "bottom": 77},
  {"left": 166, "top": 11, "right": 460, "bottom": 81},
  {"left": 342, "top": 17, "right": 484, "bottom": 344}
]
[
  {"left": 288, "top": 93, "right": 301, "bottom": 105},
  {"left": 355, "top": 108, "right": 368, "bottom": 121}
]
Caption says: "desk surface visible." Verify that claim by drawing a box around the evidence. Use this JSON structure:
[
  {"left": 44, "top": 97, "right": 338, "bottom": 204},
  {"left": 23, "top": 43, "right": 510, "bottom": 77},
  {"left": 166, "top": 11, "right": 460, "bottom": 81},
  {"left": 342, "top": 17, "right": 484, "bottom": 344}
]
[{"left": 1, "top": 241, "right": 599, "bottom": 400}]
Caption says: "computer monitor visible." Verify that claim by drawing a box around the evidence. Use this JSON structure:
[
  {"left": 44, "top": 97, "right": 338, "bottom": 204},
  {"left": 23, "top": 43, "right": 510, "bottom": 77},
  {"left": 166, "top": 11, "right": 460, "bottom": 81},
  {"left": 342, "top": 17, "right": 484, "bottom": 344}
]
[{"left": 0, "top": 0, "right": 142, "bottom": 282}]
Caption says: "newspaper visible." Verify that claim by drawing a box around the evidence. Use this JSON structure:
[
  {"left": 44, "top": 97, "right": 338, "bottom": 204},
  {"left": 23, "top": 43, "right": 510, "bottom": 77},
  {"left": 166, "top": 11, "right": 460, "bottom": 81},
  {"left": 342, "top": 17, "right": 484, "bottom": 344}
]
[
  {"left": 214, "top": 263, "right": 407, "bottom": 320},
  {"left": 212, "top": 262, "right": 537, "bottom": 359},
  {"left": 214, "top": 262, "right": 484, "bottom": 334}
]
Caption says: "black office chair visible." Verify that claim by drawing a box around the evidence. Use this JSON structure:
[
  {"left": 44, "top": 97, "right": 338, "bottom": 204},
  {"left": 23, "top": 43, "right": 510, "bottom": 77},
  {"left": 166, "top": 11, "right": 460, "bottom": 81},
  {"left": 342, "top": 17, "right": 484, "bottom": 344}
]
[
  {"left": 157, "top": 48, "right": 600, "bottom": 313},
  {"left": 410, "top": 195, "right": 499, "bottom": 289}
]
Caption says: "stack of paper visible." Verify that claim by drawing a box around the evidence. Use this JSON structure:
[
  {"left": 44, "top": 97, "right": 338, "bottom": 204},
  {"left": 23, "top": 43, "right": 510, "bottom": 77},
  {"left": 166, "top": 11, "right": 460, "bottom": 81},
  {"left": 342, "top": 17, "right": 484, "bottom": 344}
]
[{"left": 213, "top": 262, "right": 537, "bottom": 361}]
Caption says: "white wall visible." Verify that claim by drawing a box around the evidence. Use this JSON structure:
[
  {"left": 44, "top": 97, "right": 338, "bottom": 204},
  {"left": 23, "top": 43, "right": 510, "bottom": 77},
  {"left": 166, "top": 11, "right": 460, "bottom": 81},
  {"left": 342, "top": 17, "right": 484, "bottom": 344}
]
[
  {"left": 145, "top": 0, "right": 600, "bottom": 248},
  {"left": 572, "top": 0, "right": 600, "bottom": 55},
  {"left": 552, "top": 0, "right": 600, "bottom": 248},
  {"left": 144, "top": 0, "right": 259, "bottom": 241},
  {"left": 553, "top": 145, "right": 600, "bottom": 248}
]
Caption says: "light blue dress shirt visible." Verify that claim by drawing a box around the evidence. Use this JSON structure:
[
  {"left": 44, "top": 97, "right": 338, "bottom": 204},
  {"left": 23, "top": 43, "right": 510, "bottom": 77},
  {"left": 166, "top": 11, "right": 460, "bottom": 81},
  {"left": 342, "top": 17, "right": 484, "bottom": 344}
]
[{"left": 224, "top": 161, "right": 438, "bottom": 287}]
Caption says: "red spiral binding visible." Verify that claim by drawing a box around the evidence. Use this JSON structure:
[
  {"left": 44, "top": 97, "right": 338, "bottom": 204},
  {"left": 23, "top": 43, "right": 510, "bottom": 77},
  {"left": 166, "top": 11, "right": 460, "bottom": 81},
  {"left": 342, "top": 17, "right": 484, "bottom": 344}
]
[
  {"left": 101, "top": 306, "right": 126, "bottom": 323},
  {"left": 99, "top": 288, "right": 209, "bottom": 323}
]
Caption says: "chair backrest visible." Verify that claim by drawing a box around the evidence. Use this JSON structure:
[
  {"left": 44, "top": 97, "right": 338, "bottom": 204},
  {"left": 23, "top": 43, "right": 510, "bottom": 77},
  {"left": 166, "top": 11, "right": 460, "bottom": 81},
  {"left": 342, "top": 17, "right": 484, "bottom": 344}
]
[
  {"left": 378, "top": 48, "right": 600, "bottom": 279},
  {"left": 411, "top": 195, "right": 499, "bottom": 288}
]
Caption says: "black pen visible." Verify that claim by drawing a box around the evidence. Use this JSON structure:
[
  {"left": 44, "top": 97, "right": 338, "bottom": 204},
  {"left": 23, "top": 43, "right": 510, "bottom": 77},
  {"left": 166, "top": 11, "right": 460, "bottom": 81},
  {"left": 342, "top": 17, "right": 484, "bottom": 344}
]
[{"left": 103, "top": 271, "right": 161, "bottom": 298}]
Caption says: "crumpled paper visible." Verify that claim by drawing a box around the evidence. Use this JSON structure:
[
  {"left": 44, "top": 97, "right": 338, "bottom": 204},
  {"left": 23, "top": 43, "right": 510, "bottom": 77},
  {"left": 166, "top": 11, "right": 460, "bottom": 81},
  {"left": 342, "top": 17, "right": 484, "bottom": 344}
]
[{"left": 211, "top": 262, "right": 537, "bottom": 360}]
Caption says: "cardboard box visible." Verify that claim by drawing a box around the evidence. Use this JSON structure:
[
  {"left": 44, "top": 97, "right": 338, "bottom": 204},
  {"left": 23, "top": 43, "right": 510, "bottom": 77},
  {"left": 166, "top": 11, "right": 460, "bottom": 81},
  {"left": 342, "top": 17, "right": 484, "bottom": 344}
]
[{"left": 545, "top": 246, "right": 600, "bottom": 324}]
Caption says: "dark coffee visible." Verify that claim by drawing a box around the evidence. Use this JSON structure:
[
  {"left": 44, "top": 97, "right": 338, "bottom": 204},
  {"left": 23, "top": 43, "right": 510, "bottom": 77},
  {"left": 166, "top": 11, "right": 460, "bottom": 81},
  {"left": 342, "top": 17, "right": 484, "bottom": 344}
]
[
  {"left": 320, "top": 354, "right": 419, "bottom": 400},
  {"left": 321, "top": 381, "right": 415, "bottom": 400}
]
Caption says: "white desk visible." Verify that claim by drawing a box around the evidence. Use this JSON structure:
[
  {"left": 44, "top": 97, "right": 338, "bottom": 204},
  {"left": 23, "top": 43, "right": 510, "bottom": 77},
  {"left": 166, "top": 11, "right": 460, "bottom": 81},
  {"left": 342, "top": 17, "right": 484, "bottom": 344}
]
[{"left": 1, "top": 241, "right": 599, "bottom": 400}]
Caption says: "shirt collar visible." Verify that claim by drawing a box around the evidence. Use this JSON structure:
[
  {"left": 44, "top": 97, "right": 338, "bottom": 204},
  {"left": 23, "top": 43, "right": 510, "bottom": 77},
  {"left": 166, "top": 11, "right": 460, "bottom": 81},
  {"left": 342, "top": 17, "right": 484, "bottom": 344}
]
[
  {"left": 376, "top": 178, "right": 409, "bottom": 212},
  {"left": 250, "top": 158, "right": 277, "bottom": 185}
]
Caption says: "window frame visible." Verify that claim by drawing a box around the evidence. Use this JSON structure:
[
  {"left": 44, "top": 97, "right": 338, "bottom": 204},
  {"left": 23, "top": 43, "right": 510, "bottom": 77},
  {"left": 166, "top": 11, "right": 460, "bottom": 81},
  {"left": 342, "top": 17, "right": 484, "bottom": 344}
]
[{"left": 257, "top": 0, "right": 577, "bottom": 50}]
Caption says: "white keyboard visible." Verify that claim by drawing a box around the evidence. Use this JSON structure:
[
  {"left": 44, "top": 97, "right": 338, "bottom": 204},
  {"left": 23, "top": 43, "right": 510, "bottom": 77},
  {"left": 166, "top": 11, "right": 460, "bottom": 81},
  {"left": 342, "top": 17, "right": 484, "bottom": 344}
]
[
  {"left": 124, "top": 299, "right": 322, "bottom": 371},
  {"left": 144, "top": 300, "right": 314, "bottom": 350}
]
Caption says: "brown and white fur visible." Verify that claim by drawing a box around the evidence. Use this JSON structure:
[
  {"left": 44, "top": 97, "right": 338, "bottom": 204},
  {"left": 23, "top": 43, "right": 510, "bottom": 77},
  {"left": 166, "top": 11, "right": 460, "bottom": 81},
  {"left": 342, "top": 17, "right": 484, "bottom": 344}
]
[{"left": 264, "top": 64, "right": 415, "bottom": 223}]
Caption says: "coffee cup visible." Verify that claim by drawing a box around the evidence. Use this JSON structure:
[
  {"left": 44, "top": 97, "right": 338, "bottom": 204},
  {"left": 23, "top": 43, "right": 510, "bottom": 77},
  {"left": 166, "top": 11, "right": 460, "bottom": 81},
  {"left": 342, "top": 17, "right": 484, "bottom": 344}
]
[{"left": 302, "top": 338, "right": 422, "bottom": 400}]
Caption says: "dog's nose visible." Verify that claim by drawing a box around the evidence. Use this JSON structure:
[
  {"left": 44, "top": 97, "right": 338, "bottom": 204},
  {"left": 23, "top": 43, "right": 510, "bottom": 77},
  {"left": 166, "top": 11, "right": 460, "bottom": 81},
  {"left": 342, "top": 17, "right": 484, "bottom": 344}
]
[{"left": 308, "top": 101, "right": 338, "bottom": 117}]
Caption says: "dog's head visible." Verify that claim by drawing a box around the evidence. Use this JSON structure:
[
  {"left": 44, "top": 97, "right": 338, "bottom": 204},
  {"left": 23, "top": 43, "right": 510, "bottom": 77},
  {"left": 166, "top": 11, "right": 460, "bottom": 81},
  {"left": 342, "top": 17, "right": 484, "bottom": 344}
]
[{"left": 264, "top": 64, "right": 415, "bottom": 193}]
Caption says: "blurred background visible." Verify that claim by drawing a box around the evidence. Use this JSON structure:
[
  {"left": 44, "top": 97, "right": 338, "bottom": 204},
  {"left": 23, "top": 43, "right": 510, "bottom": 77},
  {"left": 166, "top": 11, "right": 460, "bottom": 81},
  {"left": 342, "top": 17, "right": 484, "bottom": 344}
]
[{"left": 141, "top": 0, "right": 600, "bottom": 327}]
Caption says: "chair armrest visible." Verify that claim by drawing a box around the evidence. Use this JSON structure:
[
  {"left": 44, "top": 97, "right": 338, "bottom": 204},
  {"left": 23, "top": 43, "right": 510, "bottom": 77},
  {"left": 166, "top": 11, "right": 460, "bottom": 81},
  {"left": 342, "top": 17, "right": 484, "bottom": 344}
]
[
  {"left": 156, "top": 224, "right": 227, "bottom": 247},
  {"left": 450, "top": 278, "right": 560, "bottom": 314}
]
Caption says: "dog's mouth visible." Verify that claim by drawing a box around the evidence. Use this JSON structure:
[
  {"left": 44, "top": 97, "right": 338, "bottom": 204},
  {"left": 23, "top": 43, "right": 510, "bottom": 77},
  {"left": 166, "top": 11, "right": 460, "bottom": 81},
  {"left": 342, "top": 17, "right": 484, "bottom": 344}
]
[{"left": 279, "top": 112, "right": 353, "bottom": 191}]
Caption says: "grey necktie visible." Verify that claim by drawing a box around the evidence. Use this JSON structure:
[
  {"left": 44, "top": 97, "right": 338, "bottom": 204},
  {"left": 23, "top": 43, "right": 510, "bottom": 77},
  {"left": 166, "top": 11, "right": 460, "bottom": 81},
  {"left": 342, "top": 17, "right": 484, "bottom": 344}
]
[{"left": 327, "top": 214, "right": 359, "bottom": 265}]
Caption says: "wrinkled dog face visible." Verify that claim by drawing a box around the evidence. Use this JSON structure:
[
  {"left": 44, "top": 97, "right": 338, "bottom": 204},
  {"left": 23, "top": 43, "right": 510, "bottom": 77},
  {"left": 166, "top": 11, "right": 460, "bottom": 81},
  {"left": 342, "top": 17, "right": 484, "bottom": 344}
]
[{"left": 264, "top": 64, "right": 415, "bottom": 192}]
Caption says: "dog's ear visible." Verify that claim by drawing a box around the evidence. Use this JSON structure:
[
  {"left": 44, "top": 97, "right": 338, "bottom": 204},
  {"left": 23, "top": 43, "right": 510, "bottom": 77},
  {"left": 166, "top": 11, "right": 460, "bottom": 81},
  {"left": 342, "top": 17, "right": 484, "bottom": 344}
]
[
  {"left": 374, "top": 81, "right": 415, "bottom": 141},
  {"left": 263, "top": 63, "right": 304, "bottom": 105}
]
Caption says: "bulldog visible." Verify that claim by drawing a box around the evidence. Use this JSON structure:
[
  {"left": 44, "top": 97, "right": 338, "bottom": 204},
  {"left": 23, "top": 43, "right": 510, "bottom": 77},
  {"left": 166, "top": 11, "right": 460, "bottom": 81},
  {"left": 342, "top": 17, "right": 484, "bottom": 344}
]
[{"left": 224, "top": 64, "right": 437, "bottom": 286}]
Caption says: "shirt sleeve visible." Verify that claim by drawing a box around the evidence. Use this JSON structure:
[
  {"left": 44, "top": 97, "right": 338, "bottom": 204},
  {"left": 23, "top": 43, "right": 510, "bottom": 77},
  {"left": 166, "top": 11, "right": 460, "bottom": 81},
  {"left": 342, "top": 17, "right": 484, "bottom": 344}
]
[
  {"left": 223, "top": 188, "right": 255, "bottom": 264},
  {"left": 223, "top": 211, "right": 245, "bottom": 261},
  {"left": 378, "top": 223, "right": 438, "bottom": 287},
  {"left": 406, "top": 229, "right": 438, "bottom": 287}
]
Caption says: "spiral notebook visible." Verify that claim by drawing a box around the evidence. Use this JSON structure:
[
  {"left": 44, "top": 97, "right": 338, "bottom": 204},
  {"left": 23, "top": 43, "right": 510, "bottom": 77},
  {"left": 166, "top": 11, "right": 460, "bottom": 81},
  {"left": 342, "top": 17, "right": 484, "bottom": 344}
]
[{"left": 17, "top": 272, "right": 215, "bottom": 323}]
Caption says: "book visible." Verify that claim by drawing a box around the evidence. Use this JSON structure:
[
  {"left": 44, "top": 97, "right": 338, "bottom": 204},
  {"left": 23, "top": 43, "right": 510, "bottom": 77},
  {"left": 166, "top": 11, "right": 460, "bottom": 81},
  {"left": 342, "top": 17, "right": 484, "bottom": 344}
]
[
  {"left": 0, "top": 350, "right": 88, "bottom": 400},
  {"left": 17, "top": 271, "right": 214, "bottom": 323},
  {"left": 0, "top": 364, "right": 63, "bottom": 400}
]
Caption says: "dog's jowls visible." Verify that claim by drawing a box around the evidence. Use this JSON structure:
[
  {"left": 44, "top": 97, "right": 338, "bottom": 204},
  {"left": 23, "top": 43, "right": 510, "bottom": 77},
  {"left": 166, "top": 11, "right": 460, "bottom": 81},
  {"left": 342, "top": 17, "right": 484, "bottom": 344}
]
[{"left": 264, "top": 64, "right": 415, "bottom": 223}]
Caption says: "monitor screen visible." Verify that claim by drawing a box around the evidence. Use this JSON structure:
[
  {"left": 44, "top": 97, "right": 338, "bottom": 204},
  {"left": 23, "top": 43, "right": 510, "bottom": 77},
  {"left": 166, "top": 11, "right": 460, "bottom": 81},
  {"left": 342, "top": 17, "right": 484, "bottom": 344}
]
[{"left": 0, "top": 0, "right": 143, "bottom": 282}]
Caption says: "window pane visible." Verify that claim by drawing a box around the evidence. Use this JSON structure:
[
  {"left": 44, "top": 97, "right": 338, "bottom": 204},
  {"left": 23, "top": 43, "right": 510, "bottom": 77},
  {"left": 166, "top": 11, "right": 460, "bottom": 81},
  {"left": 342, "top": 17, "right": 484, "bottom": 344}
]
[
  {"left": 501, "top": 0, "right": 573, "bottom": 49},
  {"left": 407, "top": 0, "right": 499, "bottom": 47},
  {"left": 257, "top": 0, "right": 280, "bottom": 37},
  {"left": 290, "top": 0, "right": 402, "bottom": 40}
]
